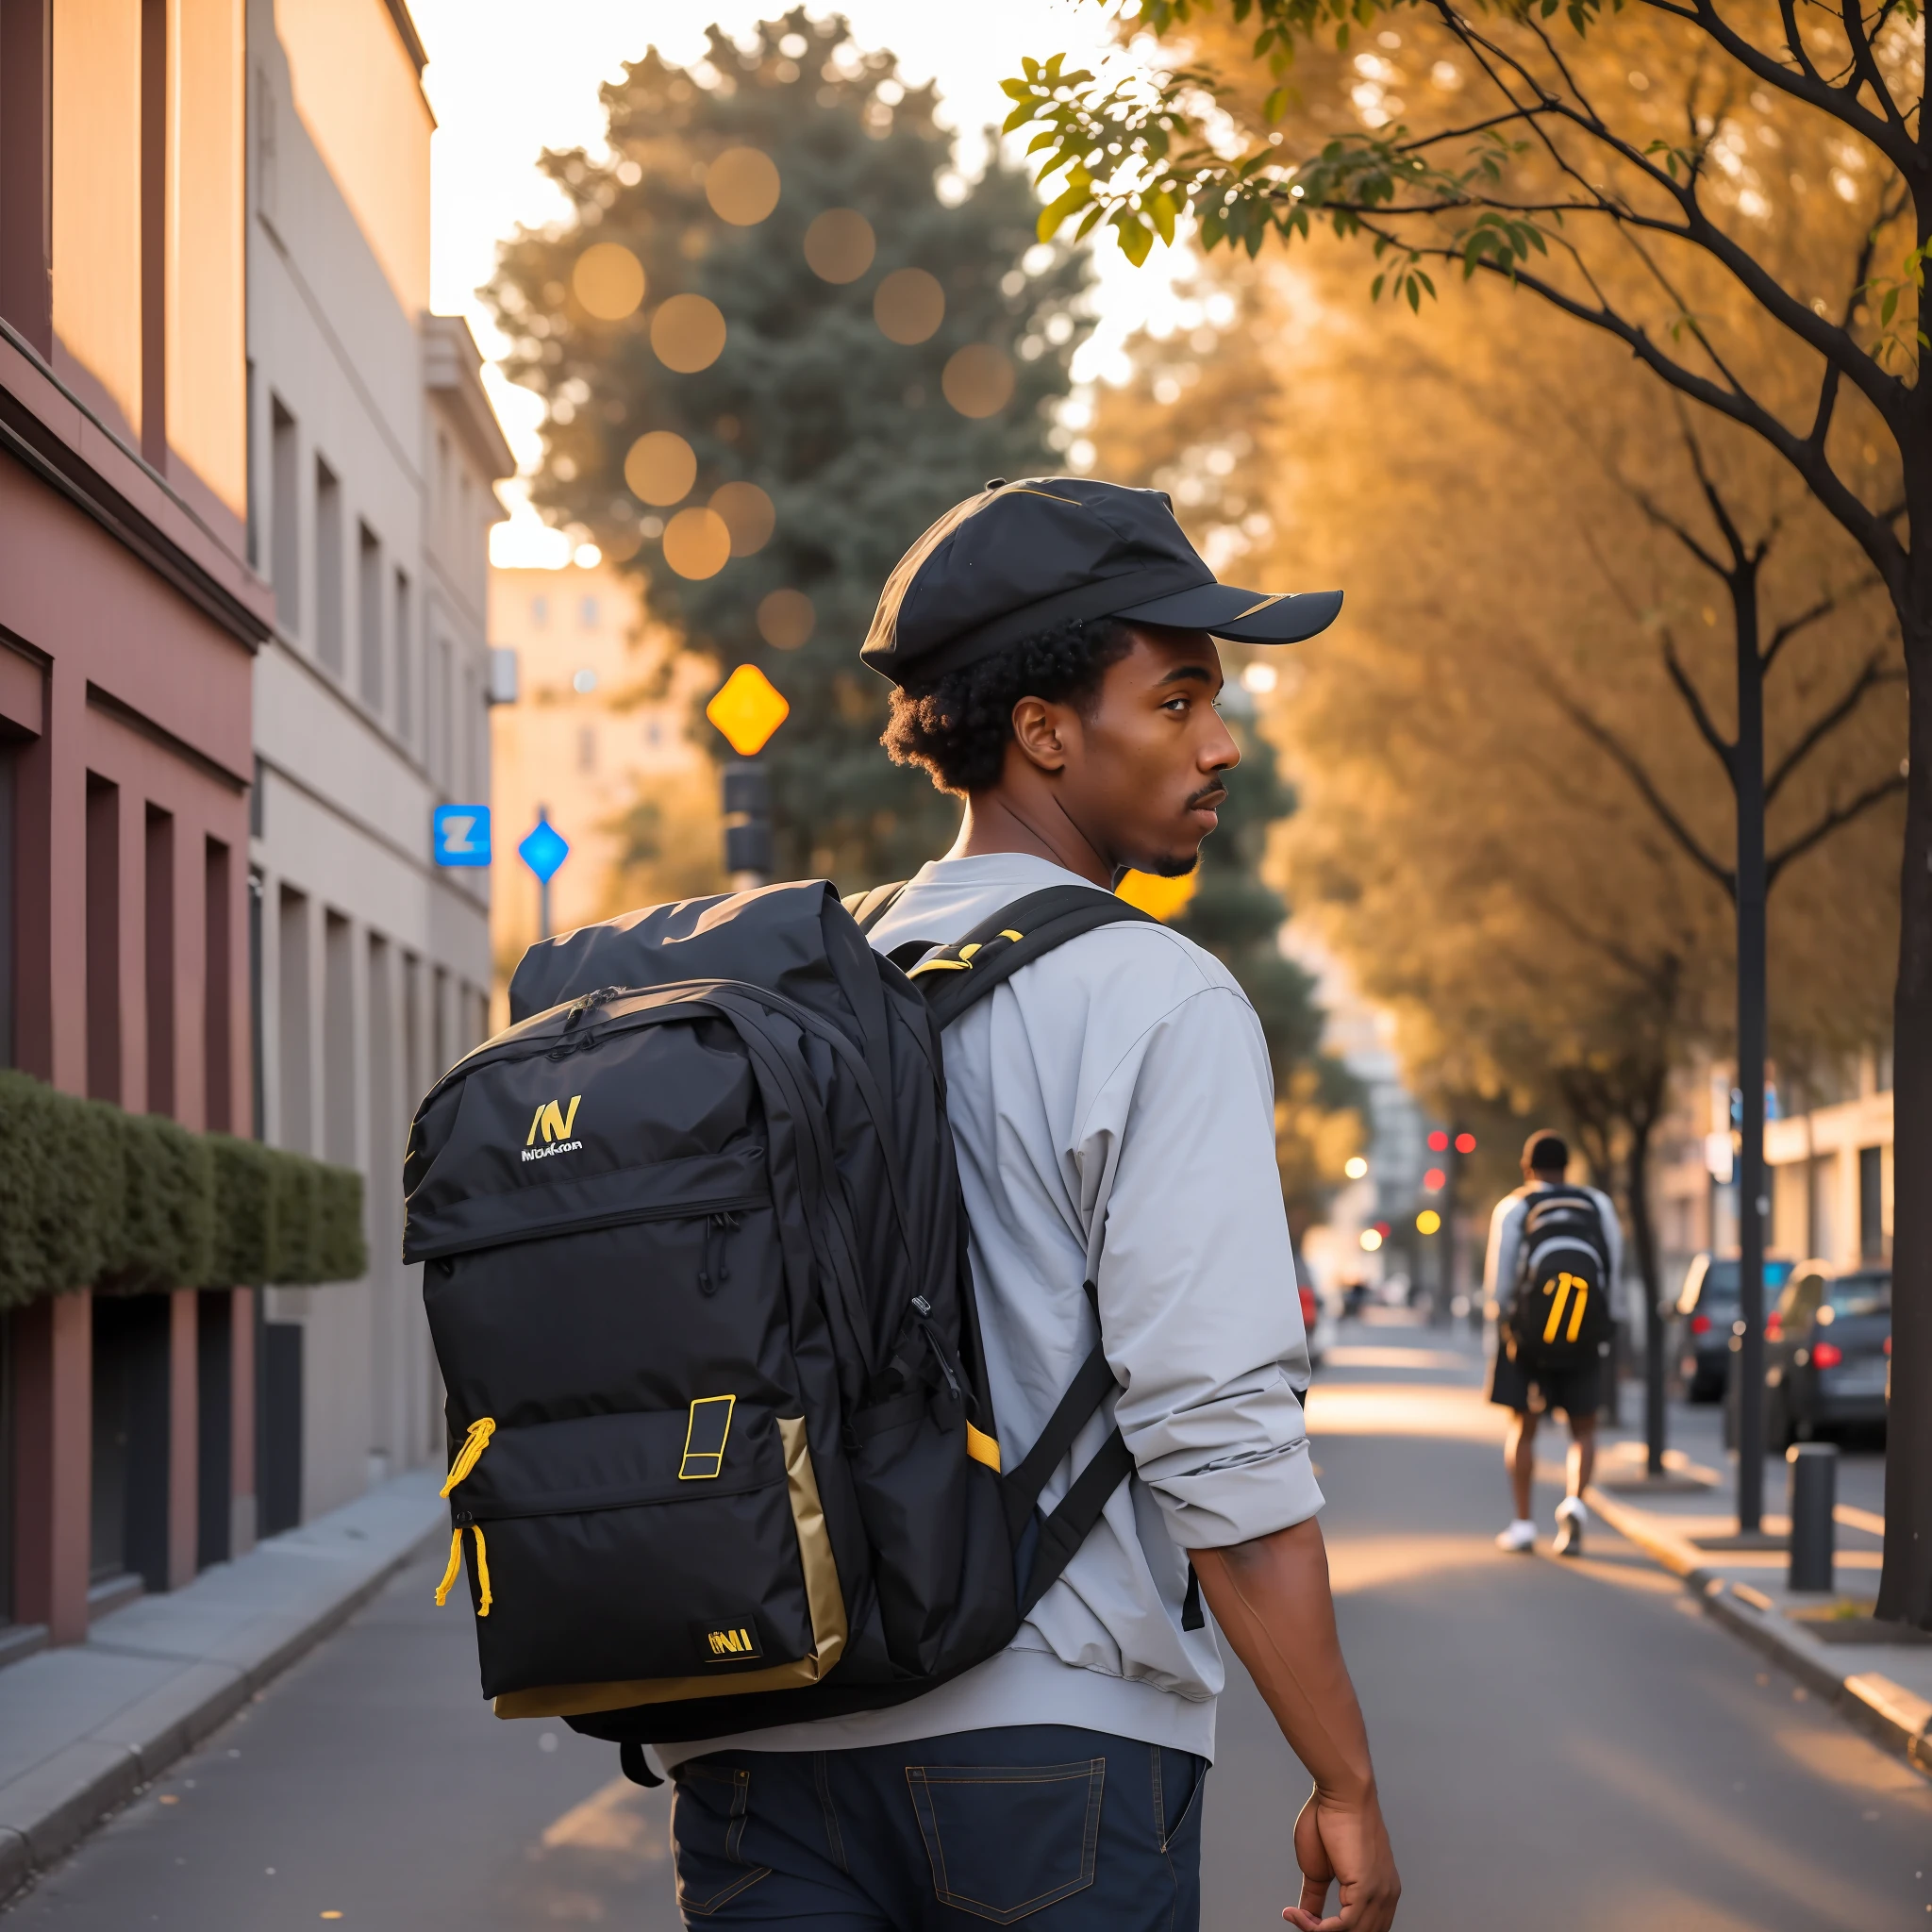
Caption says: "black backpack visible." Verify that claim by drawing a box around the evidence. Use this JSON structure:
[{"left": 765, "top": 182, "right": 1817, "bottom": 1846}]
[
  {"left": 1503, "top": 1185, "right": 1613, "bottom": 1374},
  {"left": 401, "top": 879, "right": 1160, "bottom": 1773}
]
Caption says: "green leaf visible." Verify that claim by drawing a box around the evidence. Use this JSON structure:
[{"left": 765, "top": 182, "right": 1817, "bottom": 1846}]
[
  {"left": 1113, "top": 208, "right": 1156, "bottom": 265},
  {"left": 1264, "top": 85, "right": 1291, "bottom": 123}
]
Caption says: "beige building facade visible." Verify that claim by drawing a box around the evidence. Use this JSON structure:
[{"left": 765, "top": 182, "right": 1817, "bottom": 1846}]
[{"left": 487, "top": 562, "right": 708, "bottom": 1015}]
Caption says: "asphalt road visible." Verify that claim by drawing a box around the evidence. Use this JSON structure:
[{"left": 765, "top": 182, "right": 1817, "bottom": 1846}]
[{"left": 8, "top": 1324, "right": 1925, "bottom": 1930}]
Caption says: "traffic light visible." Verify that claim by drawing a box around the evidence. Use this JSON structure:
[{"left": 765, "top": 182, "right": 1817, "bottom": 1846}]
[
  {"left": 722, "top": 762, "right": 772, "bottom": 877},
  {"left": 1455, "top": 1131, "right": 1477, "bottom": 1155},
  {"left": 707, "top": 665, "right": 789, "bottom": 885},
  {"left": 1426, "top": 1129, "right": 1449, "bottom": 1153},
  {"left": 1423, "top": 1166, "right": 1446, "bottom": 1192}
]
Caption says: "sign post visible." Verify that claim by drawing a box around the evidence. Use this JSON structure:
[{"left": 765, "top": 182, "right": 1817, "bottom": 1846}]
[
  {"left": 517, "top": 808, "right": 570, "bottom": 939},
  {"left": 705, "top": 665, "right": 790, "bottom": 890}
]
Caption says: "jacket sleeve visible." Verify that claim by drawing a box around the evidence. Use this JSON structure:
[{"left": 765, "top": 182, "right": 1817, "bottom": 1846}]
[
  {"left": 1075, "top": 984, "right": 1324, "bottom": 1555},
  {"left": 1483, "top": 1195, "right": 1521, "bottom": 1307}
]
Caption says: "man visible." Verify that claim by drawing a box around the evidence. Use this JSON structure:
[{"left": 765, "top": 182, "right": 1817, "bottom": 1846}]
[
  {"left": 1483, "top": 1130, "right": 1624, "bottom": 1557},
  {"left": 658, "top": 480, "right": 1400, "bottom": 1932}
]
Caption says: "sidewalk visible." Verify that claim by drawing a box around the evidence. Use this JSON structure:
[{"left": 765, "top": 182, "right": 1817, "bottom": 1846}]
[
  {"left": 0, "top": 1468, "right": 446, "bottom": 1904},
  {"left": 1584, "top": 1435, "right": 1931, "bottom": 1776}
]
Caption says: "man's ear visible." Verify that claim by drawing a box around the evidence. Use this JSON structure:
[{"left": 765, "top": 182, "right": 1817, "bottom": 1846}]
[{"left": 1010, "top": 695, "right": 1071, "bottom": 774}]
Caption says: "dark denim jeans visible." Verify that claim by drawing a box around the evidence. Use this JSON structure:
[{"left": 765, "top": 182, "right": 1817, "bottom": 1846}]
[{"left": 670, "top": 1724, "right": 1207, "bottom": 1929}]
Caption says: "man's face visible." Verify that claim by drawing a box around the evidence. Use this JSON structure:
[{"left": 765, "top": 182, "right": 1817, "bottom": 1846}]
[{"left": 1021, "top": 625, "right": 1241, "bottom": 878}]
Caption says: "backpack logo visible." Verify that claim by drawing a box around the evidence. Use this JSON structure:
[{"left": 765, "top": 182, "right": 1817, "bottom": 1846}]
[
  {"left": 691, "top": 1618, "right": 763, "bottom": 1664},
  {"left": 522, "top": 1095, "right": 583, "bottom": 1163},
  {"left": 1540, "top": 1271, "right": 1591, "bottom": 1345}
]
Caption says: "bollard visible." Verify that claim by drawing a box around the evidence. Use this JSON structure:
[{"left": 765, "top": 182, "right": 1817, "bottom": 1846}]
[{"left": 1786, "top": 1442, "right": 1837, "bottom": 1592}]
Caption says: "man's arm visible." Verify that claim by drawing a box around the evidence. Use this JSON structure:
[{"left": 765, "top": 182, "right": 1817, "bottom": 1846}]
[{"left": 1191, "top": 1520, "right": 1400, "bottom": 1932}]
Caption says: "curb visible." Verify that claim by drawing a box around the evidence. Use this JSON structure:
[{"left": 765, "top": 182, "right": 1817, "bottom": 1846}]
[
  {"left": 0, "top": 1498, "right": 443, "bottom": 1907},
  {"left": 1585, "top": 1484, "right": 1932, "bottom": 1777}
]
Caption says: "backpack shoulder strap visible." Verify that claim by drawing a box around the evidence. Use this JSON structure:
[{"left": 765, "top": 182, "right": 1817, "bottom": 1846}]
[
  {"left": 908, "top": 886, "right": 1158, "bottom": 1029},
  {"left": 843, "top": 880, "right": 909, "bottom": 935}
]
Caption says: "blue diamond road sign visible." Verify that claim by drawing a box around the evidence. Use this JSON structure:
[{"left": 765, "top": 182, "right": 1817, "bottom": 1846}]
[
  {"left": 432, "top": 805, "right": 491, "bottom": 867},
  {"left": 518, "top": 817, "right": 570, "bottom": 884}
]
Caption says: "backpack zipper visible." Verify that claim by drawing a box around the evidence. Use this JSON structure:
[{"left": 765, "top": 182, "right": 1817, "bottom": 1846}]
[
  {"left": 698, "top": 1210, "right": 741, "bottom": 1297},
  {"left": 909, "top": 1295, "right": 963, "bottom": 1402}
]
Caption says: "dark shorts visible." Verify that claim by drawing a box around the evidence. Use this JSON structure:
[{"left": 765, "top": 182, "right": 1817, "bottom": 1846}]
[
  {"left": 1489, "top": 1339, "right": 1607, "bottom": 1420},
  {"left": 670, "top": 1724, "right": 1206, "bottom": 1928}
]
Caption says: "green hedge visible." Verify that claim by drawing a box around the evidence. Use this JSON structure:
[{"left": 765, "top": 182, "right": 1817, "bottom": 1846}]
[{"left": 0, "top": 1071, "right": 368, "bottom": 1309}]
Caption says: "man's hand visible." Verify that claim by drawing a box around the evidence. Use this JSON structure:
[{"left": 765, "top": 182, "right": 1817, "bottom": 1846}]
[
  {"left": 1285, "top": 1784, "right": 1400, "bottom": 1932},
  {"left": 1189, "top": 1523, "right": 1399, "bottom": 1930}
]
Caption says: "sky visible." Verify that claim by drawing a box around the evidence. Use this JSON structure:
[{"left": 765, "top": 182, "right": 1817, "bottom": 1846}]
[{"left": 408, "top": 0, "right": 1195, "bottom": 565}]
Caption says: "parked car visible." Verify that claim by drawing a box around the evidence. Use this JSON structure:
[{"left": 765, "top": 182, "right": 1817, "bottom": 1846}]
[
  {"left": 1676, "top": 1252, "right": 1795, "bottom": 1401},
  {"left": 1763, "top": 1261, "right": 1891, "bottom": 1446}
]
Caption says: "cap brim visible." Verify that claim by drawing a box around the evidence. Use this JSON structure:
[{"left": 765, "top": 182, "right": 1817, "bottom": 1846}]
[{"left": 1113, "top": 583, "right": 1343, "bottom": 643}]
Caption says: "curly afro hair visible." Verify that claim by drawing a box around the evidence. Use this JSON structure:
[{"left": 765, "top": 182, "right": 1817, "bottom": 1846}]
[{"left": 881, "top": 617, "right": 1136, "bottom": 796}]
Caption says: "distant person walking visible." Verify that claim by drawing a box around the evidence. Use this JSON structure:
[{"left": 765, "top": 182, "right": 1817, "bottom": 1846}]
[{"left": 1484, "top": 1130, "right": 1623, "bottom": 1557}]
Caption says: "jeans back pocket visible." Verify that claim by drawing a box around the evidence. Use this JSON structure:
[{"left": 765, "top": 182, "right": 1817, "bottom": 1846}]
[{"left": 904, "top": 1757, "right": 1105, "bottom": 1924}]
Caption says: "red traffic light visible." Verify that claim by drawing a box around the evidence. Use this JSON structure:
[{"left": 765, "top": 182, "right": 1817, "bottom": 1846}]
[
  {"left": 1373, "top": 1220, "right": 1391, "bottom": 1239},
  {"left": 1455, "top": 1132, "right": 1476, "bottom": 1154},
  {"left": 1424, "top": 1167, "right": 1446, "bottom": 1191},
  {"left": 1426, "top": 1129, "right": 1449, "bottom": 1153}
]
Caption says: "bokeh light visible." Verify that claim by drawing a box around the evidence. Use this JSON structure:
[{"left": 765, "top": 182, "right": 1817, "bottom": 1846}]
[
  {"left": 662, "top": 505, "right": 732, "bottom": 579},
  {"left": 1455, "top": 1131, "right": 1477, "bottom": 1154},
  {"left": 1344, "top": 1155, "right": 1370, "bottom": 1179},
  {"left": 651, "top": 293, "right": 726, "bottom": 373},
  {"left": 572, "top": 242, "right": 645, "bottom": 320},
  {"left": 623, "top": 430, "right": 696, "bottom": 506},
  {"left": 1359, "top": 1227, "right": 1384, "bottom": 1253},
  {"left": 758, "top": 589, "right": 815, "bottom": 649},
  {"left": 874, "top": 267, "right": 944, "bottom": 344},
  {"left": 1416, "top": 1209, "right": 1443, "bottom": 1236},
  {"left": 804, "top": 208, "right": 875, "bottom": 283},
  {"left": 706, "top": 147, "right": 780, "bottom": 225},
  {"left": 942, "top": 344, "right": 1014, "bottom": 418},
  {"left": 1424, "top": 1166, "right": 1446, "bottom": 1191},
  {"left": 710, "top": 480, "right": 775, "bottom": 556}
]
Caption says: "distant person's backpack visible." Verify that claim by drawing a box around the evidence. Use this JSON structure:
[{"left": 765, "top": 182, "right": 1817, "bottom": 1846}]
[
  {"left": 401, "top": 880, "right": 1158, "bottom": 1770},
  {"left": 1503, "top": 1186, "right": 1613, "bottom": 1374}
]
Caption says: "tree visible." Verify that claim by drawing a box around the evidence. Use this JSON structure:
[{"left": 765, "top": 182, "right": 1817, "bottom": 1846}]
[
  {"left": 482, "top": 9, "right": 1091, "bottom": 888},
  {"left": 1082, "top": 285, "right": 1365, "bottom": 1237},
  {"left": 1006, "top": 0, "right": 1927, "bottom": 1619}
]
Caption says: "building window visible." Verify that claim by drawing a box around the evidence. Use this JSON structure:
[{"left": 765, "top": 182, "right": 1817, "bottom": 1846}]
[
  {"left": 314, "top": 458, "right": 342, "bottom": 673},
  {"left": 205, "top": 839, "right": 232, "bottom": 1132},
  {"left": 324, "top": 911, "right": 353, "bottom": 1167},
  {"left": 277, "top": 885, "right": 311, "bottom": 1152},
  {"left": 358, "top": 524, "right": 383, "bottom": 712},
  {"left": 433, "top": 636, "right": 453, "bottom": 788},
  {"left": 1858, "top": 1146, "right": 1886, "bottom": 1261},
  {"left": 271, "top": 396, "right": 299, "bottom": 629},
  {"left": 87, "top": 775, "right": 122, "bottom": 1103},
  {"left": 394, "top": 570, "right": 413, "bottom": 742},
  {"left": 0, "top": 739, "right": 16, "bottom": 1069},
  {"left": 144, "top": 806, "right": 175, "bottom": 1117}
]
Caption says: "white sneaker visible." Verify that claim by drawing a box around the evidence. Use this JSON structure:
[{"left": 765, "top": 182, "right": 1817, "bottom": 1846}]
[
  {"left": 1553, "top": 1496, "right": 1587, "bottom": 1557},
  {"left": 1495, "top": 1519, "right": 1536, "bottom": 1553}
]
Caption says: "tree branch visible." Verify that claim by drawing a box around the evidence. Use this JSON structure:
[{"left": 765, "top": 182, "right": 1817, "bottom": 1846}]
[
  {"left": 1765, "top": 652, "right": 1907, "bottom": 800},
  {"left": 1662, "top": 631, "right": 1739, "bottom": 772},
  {"left": 1537, "top": 672, "right": 1738, "bottom": 893},
  {"left": 1767, "top": 770, "right": 1909, "bottom": 882}
]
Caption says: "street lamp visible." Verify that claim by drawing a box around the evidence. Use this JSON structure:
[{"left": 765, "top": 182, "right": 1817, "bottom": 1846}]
[{"left": 706, "top": 664, "right": 790, "bottom": 890}]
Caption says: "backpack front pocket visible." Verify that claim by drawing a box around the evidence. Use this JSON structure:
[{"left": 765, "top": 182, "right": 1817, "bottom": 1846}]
[{"left": 438, "top": 1403, "right": 847, "bottom": 1716}]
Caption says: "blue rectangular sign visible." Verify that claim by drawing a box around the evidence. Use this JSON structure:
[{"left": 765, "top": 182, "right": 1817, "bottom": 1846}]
[{"left": 433, "top": 804, "right": 491, "bottom": 867}]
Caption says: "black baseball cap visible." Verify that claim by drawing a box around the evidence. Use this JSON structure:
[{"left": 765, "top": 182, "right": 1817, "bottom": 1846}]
[{"left": 861, "top": 476, "right": 1343, "bottom": 685}]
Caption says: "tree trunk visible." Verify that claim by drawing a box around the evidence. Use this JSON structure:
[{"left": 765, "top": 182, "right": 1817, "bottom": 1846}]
[
  {"left": 1876, "top": 593, "right": 1932, "bottom": 1629},
  {"left": 1622, "top": 1102, "right": 1666, "bottom": 1476},
  {"left": 1734, "top": 579, "right": 1771, "bottom": 1534}
]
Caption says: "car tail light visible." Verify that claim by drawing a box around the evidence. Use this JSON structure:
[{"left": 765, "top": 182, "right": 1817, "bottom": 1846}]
[
  {"left": 1884, "top": 1336, "right": 1892, "bottom": 1356},
  {"left": 1298, "top": 1285, "right": 1318, "bottom": 1330},
  {"left": 1811, "top": 1341, "right": 1843, "bottom": 1369},
  {"left": 1690, "top": 1313, "right": 1711, "bottom": 1336},
  {"left": 1765, "top": 1311, "right": 1783, "bottom": 1341}
]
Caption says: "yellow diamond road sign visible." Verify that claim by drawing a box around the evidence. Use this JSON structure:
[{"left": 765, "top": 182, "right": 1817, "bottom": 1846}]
[{"left": 706, "top": 663, "right": 790, "bottom": 757}]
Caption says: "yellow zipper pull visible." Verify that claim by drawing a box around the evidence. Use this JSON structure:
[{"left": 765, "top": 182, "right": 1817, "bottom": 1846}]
[
  {"left": 434, "top": 1526, "right": 464, "bottom": 1607},
  {"left": 440, "top": 1417, "right": 496, "bottom": 1497},
  {"left": 434, "top": 1523, "right": 493, "bottom": 1617}
]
